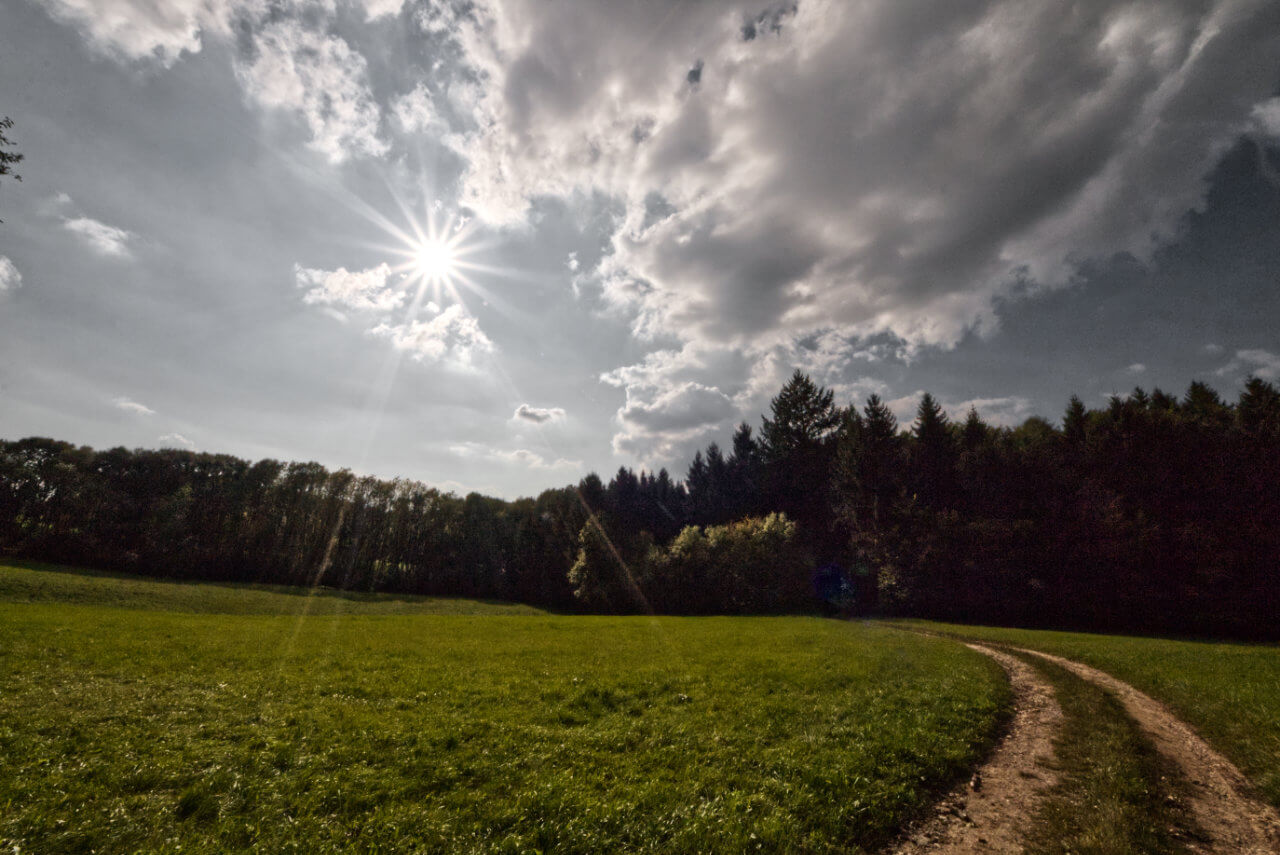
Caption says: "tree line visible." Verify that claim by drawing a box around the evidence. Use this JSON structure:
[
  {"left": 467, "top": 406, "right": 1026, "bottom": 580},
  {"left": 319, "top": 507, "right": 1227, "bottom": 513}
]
[{"left": 3, "top": 371, "right": 1278, "bottom": 636}]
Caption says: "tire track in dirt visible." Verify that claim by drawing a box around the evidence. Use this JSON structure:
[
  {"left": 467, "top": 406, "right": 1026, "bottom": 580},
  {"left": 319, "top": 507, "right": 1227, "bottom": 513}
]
[
  {"left": 1013, "top": 647, "right": 1280, "bottom": 855},
  {"left": 890, "top": 643, "right": 1063, "bottom": 854}
]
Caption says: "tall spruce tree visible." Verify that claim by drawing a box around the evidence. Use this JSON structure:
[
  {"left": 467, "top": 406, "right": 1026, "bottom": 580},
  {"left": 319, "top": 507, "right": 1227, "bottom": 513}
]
[
  {"left": 911, "top": 393, "right": 955, "bottom": 509},
  {"left": 860, "top": 394, "right": 901, "bottom": 523},
  {"left": 760, "top": 370, "right": 841, "bottom": 549},
  {"left": 728, "top": 421, "right": 762, "bottom": 518},
  {"left": 1063, "top": 395, "right": 1088, "bottom": 444}
]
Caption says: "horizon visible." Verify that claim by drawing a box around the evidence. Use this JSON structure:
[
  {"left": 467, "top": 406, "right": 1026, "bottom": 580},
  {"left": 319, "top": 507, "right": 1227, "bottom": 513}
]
[
  {"left": 3, "top": 0, "right": 1279, "bottom": 499},
  {"left": 0, "top": 371, "right": 1264, "bottom": 503}
]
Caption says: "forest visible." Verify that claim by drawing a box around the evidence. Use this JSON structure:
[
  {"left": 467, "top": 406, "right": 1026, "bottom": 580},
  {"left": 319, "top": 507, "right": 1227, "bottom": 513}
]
[{"left": 2, "top": 372, "right": 1278, "bottom": 637}]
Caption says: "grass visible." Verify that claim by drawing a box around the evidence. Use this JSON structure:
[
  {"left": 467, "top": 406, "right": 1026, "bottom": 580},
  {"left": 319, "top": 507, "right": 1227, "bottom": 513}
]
[
  {"left": 899, "top": 619, "right": 1280, "bottom": 810},
  {"left": 0, "top": 564, "right": 1010, "bottom": 854},
  {"left": 1017, "top": 654, "right": 1195, "bottom": 855},
  {"left": 0, "top": 560, "right": 545, "bottom": 615}
]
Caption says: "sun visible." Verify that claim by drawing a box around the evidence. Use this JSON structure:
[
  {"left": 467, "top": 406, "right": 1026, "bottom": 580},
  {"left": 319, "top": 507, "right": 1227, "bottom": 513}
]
[{"left": 413, "top": 239, "right": 456, "bottom": 280}]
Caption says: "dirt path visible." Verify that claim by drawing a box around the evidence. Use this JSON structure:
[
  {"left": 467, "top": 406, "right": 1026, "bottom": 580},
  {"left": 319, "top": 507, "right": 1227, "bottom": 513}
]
[
  {"left": 1014, "top": 647, "right": 1280, "bottom": 855},
  {"left": 891, "top": 643, "right": 1064, "bottom": 854}
]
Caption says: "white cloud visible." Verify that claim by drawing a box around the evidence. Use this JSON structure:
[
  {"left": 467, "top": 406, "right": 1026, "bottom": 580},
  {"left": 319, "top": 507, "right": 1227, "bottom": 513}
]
[
  {"left": 609, "top": 379, "right": 737, "bottom": 463},
  {"left": 449, "top": 442, "right": 580, "bottom": 470},
  {"left": 42, "top": 2, "right": 387, "bottom": 162},
  {"left": 0, "top": 256, "right": 21, "bottom": 293},
  {"left": 236, "top": 20, "right": 387, "bottom": 163},
  {"left": 114, "top": 397, "right": 155, "bottom": 416},
  {"left": 1203, "top": 343, "right": 1225, "bottom": 355},
  {"left": 63, "top": 216, "right": 134, "bottom": 257},
  {"left": 513, "top": 404, "right": 566, "bottom": 423},
  {"left": 392, "top": 82, "right": 438, "bottom": 132},
  {"left": 370, "top": 304, "right": 495, "bottom": 365},
  {"left": 495, "top": 448, "right": 580, "bottom": 470},
  {"left": 362, "top": 0, "right": 405, "bottom": 21},
  {"left": 1254, "top": 97, "right": 1280, "bottom": 137},
  {"left": 1218, "top": 348, "right": 1280, "bottom": 381},
  {"left": 39, "top": 192, "right": 74, "bottom": 216},
  {"left": 598, "top": 337, "right": 890, "bottom": 466},
  {"left": 1127, "top": 362, "right": 1147, "bottom": 374},
  {"left": 952, "top": 396, "right": 1037, "bottom": 428},
  {"left": 618, "top": 381, "right": 735, "bottom": 433},
  {"left": 295, "top": 262, "right": 403, "bottom": 311},
  {"left": 38, "top": 0, "right": 236, "bottom": 65},
  {"left": 443, "top": 0, "right": 1280, "bottom": 369},
  {"left": 887, "top": 392, "right": 1036, "bottom": 428},
  {"left": 159, "top": 432, "right": 196, "bottom": 449}
]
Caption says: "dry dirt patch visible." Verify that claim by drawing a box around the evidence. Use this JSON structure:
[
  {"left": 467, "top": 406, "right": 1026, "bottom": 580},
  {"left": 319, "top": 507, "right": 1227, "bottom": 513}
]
[
  {"left": 891, "top": 643, "right": 1063, "bottom": 854},
  {"left": 1014, "top": 647, "right": 1280, "bottom": 855}
]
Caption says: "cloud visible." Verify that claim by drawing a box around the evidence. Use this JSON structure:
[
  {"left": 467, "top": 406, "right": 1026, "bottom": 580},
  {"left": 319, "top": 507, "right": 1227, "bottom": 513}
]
[
  {"left": 513, "top": 404, "right": 566, "bottom": 423},
  {"left": 362, "top": 0, "right": 405, "bottom": 21},
  {"left": 370, "top": 304, "right": 495, "bottom": 365},
  {"left": 443, "top": 0, "right": 1280, "bottom": 359},
  {"left": 952, "top": 396, "right": 1037, "bottom": 427},
  {"left": 1203, "top": 343, "right": 1225, "bottom": 355},
  {"left": 392, "top": 83, "right": 438, "bottom": 132},
  {"left": 1218, "top": 348, "right": 1280, "bottom": 380},
  {"left": 39, "top": 192, "right": 74, "bottom": 216},
  {"left": 114, "top": 397, "right": 155, "bottom": 416},
  {"left": 494, "top": 448, "right": 580, "bottom": 470},
  {"left": 42, "top": 2, "right": 387, "bottom": 162},
  {"left": 887, "top": 392, "right": 1036, "bottom": 428},
  {"left": 597, "top": 337, "right": 890, "bottom": 466},
  {"left": 38, "top": 0, "right": 236, "bottom": 65},
  {"left": 449, "top": 442, "right": 580, "bottom": 470},
  {"left": 619, "top": 381, "right": 735, "bottom": 433},
  {"left": 63, "top": 216, "right": 134, "bottom": 257},
  {"left": 1254, "top": 97, "right": 1280, "bottom": 137},
  {"left": 295, "top": 262, "right": 403, "bottom": 311},
  {"left": 159, "top": 432, "right": 196, "bottom": 450},
  {"left": 1127, "top": 363, "right": 1147, "bottom": 374},
  {"left": 610, "top": 379, "right": 737, "bottom": 462},
  {"left": 0, "top": 256, "right": 21, "bottom": 293},
  {"left": 236, "top": 19, "right": 387, "bottom": 163}
]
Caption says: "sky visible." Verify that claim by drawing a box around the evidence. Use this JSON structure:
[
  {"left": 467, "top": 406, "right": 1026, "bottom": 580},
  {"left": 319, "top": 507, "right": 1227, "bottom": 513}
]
[{"left": 1, "top": 0, "right": 1278, "bottom": 499}]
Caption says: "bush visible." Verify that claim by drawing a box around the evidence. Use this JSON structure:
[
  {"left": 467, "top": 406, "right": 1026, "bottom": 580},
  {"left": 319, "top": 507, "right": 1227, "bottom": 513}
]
[{"left": 644, "top": 513, "right": 812, "bottom": 614}]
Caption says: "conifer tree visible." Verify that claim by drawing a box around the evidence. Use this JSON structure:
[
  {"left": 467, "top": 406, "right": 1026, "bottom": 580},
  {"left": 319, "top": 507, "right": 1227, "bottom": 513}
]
[
  {"left": 1239, "top": 376, "right": 1280, "bottom": 437},
  {"left": 911, "top": 393, "right": 955, "bottom": 508},
  {"left": 961, "top": 406, "right": 989, "bottom": 452},
  {"left": 760, "top": 370, "right": 840, "bottom": 461},
  {"left": 759, "top": 371, "right": 840, "bottom": 545},
  {"left": 860, "top": 394, "right": 901, "bottom": 522},
  {"left": 1063, "top": 395, "right": 1087, "bottom": 444}
]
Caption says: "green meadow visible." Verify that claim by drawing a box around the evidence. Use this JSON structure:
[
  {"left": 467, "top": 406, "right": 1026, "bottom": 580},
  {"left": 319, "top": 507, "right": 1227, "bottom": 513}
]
[
  {"left": 904, "top": 619, "right": 1280, "bottom": 810},
  {"left": 0, "top": 564, "right": 1006, "bottom": 854}
]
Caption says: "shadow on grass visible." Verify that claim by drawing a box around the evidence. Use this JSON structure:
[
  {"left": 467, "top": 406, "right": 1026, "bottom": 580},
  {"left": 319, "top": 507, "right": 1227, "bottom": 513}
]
[{"left": 0, "top": 558, "right": 552, "bottom": 615}]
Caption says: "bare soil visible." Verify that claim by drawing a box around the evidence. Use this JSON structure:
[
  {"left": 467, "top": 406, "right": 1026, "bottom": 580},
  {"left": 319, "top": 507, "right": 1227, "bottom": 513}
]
[
  {"left": 889, "top": 643, "right": 1064, "bottom": 854},
  {"left": 1015, "top": 647, "right": 1280, "bottom": 855}
]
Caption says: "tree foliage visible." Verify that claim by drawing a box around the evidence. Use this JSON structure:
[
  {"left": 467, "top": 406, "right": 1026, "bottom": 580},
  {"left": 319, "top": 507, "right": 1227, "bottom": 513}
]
[
  {"left": 0, "top": 116, "right": 22, "bottom": 223},
  {"left": 0, "top": 117, "right": 21, "bottom": 181},
  {"left": 3, "top": 373, "right": 1280, "bottom": 635}
]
